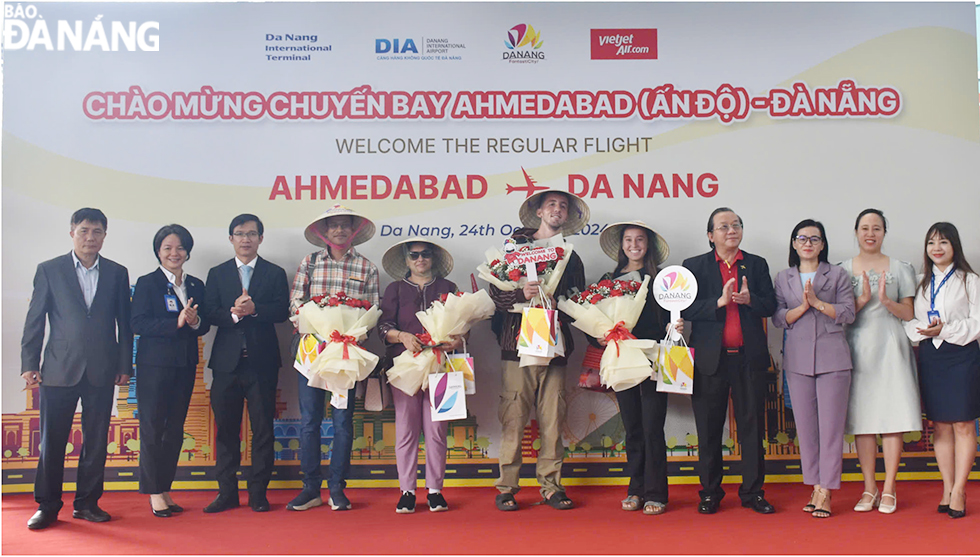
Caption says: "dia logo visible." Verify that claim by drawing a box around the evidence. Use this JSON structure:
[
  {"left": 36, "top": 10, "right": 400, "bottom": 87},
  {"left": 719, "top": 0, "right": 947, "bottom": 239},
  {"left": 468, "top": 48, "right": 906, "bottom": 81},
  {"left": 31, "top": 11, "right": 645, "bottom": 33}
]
[{"left": 375, "top": 38, "right": 418, "bottom": 54}]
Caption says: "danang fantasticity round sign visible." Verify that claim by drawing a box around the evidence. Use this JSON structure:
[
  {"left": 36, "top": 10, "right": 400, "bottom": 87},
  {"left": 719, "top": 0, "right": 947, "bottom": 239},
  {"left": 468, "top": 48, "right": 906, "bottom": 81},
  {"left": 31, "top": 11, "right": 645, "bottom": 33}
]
[{"left": 653, "top": 265, "right": 698, "bottom": 313}]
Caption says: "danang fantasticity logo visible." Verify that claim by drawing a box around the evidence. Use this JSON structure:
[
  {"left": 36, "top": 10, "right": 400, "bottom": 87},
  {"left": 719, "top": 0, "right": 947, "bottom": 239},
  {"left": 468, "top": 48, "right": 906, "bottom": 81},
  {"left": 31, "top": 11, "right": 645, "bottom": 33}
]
[
  {"left": 503, "top": 23, "right": 545, "bottom": 63},
  {"left": 653, "top": 265, "right": 698, "bottom": 311},
  {"left": 590, "top": 28, "right": 657, "bottom": 60},
  {"left": 3, "top": 4, "right": 159, "bottom": 51}
]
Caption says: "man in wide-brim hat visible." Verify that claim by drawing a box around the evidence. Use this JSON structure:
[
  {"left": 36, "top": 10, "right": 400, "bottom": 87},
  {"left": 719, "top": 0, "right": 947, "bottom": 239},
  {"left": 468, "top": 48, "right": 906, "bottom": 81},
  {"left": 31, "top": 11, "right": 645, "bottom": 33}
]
[
  {"left": 489, "top": 187, "right": 587, "bottom": 512},
  {"left": 286, "top": 204, "right": 380, "bottom": 513}
]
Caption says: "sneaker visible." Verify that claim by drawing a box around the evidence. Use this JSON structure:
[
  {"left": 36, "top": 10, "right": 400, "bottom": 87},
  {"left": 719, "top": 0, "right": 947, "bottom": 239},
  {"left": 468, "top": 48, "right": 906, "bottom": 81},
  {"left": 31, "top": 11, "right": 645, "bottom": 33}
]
[
  {"left": 396, "top": 492, "right": 416, "bottom": 514},
  {"left": 427, "top": 492, "right": 449, "bottom": 512},
  {"left": 286, "top": 489, "right": 322, "bottom": 511},
  {"left": 328, "top": 489, "right": 351, "bottom": 511}
]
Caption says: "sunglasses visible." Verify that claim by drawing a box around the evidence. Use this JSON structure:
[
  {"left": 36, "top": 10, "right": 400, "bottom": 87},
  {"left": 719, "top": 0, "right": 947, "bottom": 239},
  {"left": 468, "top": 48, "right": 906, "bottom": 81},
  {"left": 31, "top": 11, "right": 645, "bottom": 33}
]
[{"left": 407, "top": 250, "right": 433, "bottom": 260}]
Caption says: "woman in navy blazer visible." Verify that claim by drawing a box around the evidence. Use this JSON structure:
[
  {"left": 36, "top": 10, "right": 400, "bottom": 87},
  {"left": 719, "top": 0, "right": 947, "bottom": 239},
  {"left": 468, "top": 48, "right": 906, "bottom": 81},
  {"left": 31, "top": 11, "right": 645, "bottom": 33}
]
[
  {"left": 772, "top": 219, "right": 855, "bottom": 518},
  {"left": 131, "top": 225, "right": 209, "bottom": 517}
]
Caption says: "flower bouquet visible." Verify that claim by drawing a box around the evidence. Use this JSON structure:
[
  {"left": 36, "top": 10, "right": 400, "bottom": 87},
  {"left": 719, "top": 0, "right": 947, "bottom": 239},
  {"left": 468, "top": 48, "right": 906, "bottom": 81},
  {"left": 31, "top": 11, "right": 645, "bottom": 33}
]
[
  {"left": 386, "top": 290, "right": 495, "bottom": 396},
  {"left": 557, "top": 275, "right": 660, "bottom": 392},
  {"left": 476, "top": 235, "right": 574, "bottom": 311},
  {"left": 294, "top": 292, "right": 382, "bottom": 402}
]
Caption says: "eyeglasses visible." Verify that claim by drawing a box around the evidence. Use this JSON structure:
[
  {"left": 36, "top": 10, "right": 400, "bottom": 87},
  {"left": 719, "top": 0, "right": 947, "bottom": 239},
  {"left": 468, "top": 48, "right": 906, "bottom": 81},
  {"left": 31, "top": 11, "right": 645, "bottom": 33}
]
[
  {"left": 794, "top": 235, "right": 823, "bottom": 245},
  {"left": 713, "top": 223, "right": 742, "bottom": 233},
  {"left": 232, "top": 231, "right": 260, "bottom": 239},
  {"left": 407, "top": 250, "right": 433, "bottom": 260}
]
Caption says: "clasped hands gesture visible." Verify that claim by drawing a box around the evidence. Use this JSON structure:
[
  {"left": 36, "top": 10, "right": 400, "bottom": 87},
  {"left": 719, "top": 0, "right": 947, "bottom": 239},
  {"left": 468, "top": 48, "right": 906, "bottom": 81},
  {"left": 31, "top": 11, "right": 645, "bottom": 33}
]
[
  {"left": 856, "top": 270, "right": 890, "bottom": 307},
  {"left": 177, "top": 296, "right": 200, "bottom": 328},
  {"left": 231, "top": 288, "right": 255, "bottom": 320},
  {"left": 718, "top": 277, "right": 751, "bottom": 307}
]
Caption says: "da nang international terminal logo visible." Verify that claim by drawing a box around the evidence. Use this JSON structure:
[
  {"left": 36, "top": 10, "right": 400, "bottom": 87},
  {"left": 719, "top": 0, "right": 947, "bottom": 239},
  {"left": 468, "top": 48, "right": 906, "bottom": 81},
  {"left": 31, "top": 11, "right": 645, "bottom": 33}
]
[{"left": 503, "top": 23, "right": 545, "bottom": 64}]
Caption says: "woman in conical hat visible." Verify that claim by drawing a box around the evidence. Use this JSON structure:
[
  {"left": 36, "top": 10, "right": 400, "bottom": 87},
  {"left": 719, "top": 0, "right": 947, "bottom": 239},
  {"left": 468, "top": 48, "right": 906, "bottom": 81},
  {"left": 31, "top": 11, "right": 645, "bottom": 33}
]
[
  {"left": 378, "top": 238, "right": 458, "bottom": 514},
  {"left": 593, "top": 221, "right": 681, "bottom": 515}
]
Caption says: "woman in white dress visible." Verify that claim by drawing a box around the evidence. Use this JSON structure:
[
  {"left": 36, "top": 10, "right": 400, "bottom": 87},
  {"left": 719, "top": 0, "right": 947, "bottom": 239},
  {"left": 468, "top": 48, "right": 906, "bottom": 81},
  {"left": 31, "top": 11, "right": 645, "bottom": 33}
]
[{"left": 840, "top": 209, "right": 920, "bottom": 514}]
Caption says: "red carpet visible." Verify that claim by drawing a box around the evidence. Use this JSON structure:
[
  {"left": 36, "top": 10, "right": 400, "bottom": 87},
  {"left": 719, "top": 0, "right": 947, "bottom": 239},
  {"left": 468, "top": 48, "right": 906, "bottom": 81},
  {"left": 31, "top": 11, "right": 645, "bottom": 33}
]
[{"left": 3, "top": 481, "right": 978, "bottom": 554}]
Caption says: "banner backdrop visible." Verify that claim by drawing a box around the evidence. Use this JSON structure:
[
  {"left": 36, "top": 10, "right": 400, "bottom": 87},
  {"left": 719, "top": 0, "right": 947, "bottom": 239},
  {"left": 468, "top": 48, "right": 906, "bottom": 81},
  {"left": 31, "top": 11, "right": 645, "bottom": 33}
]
[{"left": 3, "top": 2, "right": 979, "bottom": 491}]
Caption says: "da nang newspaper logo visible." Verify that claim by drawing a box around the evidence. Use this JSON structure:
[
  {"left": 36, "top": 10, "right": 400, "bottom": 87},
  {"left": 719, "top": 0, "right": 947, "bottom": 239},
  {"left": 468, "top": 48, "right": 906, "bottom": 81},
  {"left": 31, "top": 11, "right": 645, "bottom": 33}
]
[
  {"left": 3, "top": 4, "right": 160, "bottom": 51},
  {"left": 503, "top": 23, "right": 545, "bottom": 64},
  {"left": 590, "top": 29, "right": 657, "bottom": 60}
]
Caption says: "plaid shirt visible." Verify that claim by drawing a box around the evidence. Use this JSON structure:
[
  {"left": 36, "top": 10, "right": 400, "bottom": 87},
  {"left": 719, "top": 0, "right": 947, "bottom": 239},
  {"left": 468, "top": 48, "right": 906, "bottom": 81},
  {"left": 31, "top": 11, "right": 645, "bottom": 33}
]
[{"left": 289, "top": 246, "right": 380, "bottom": 315}]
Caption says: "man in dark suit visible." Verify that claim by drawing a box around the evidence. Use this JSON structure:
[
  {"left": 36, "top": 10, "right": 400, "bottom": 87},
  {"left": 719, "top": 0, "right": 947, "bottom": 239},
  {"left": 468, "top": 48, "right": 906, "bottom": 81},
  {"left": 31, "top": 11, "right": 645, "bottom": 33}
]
[
  {"left": 21, "top": 208, "right": 133, "bottom": 530},
  {"left": 681, "top": 207, "right": 777, "bottom": 515},
  {"left": 202, "top": 214, "right": 290, "bottom": 513}
]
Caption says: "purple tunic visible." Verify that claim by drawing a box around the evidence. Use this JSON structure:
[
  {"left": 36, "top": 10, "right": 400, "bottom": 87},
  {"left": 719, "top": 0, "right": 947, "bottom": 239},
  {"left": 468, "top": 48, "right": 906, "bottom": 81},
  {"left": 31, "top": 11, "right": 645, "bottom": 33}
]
[{"left": 378, "top": 277, "right": 458, "bottom": 358}]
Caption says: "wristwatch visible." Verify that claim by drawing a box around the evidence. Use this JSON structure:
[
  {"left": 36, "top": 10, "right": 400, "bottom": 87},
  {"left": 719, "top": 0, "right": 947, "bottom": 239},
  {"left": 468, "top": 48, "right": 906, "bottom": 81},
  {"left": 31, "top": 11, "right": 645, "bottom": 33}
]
[{"left": 818, "top": 304, "right": 826, "bottom": 312}]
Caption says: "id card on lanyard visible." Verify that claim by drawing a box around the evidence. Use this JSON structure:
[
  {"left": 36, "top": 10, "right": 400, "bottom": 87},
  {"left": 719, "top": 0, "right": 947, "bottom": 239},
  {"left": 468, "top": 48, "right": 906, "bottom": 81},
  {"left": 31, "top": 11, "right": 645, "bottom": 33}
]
[
  {"left": 928, "top": 267, "right": 955, "bottom": 323},
  {"left": 165, "top": 283, "right": 180, "bottom": 313}
]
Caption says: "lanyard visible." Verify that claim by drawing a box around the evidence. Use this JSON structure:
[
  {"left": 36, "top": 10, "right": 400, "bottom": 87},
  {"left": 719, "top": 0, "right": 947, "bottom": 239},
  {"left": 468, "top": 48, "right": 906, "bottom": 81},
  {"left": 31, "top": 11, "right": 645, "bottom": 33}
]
[{"left": 930, "top": 266, "right": 955, "bottom": 311}]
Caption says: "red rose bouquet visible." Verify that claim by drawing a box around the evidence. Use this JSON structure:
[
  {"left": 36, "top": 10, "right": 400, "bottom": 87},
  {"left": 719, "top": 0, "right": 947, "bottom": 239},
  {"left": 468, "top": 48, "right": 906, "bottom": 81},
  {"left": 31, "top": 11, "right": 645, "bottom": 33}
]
[
  {"left": 294, "top": 291, "right": 381, "bottom": 398},
  {"left": 558, "top": 275, "right": 660, "bottom": 392}
]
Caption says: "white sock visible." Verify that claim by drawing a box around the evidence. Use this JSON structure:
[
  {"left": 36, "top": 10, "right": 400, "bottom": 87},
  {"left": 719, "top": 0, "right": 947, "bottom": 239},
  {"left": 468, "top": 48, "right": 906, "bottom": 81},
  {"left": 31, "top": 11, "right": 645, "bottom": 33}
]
[
  {"left": 428, "top": 489, "right": 441, "bottom": 495},
  {"left": 404, "top": 490, "right": 415, "bottom": 495}
]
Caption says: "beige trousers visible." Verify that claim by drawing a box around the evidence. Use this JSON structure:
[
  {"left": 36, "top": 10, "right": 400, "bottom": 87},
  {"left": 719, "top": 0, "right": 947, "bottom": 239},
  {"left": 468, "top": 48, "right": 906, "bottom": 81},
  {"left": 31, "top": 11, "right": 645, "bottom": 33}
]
[{"left": 495, "top": 360, "right": 567, "bottom": 498}]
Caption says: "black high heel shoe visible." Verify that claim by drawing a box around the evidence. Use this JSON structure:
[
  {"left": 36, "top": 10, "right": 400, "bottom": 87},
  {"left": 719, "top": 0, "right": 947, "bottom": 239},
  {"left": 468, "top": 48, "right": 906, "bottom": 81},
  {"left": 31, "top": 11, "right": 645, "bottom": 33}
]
[
  {"left": 151, "top": 502, "right": 173, "bottom": 518},
  {"left": 948, "top": 493, "right": 966, "bottom": 519},
  {"left": 168, "top": 504, "right": 184, "bottom": 513},
  {"left": 938, "top": 492, "right": 951, "bottom": 513}
]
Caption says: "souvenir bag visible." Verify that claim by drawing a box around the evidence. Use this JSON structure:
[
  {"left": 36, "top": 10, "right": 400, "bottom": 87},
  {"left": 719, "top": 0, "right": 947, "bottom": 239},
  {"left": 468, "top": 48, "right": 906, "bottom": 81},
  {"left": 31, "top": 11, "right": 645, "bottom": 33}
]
[
  {"left": 445, "top": 337, "right": 476, "bottom": 395},
  {"left": 428, "top": 367, "right": 467, "bottom": 422},
  {"left": 656, "top": 332, "right": 695, "bottom": 395},
  {"left": 364, "top": 355, "right": 393, "bottom": 412}
]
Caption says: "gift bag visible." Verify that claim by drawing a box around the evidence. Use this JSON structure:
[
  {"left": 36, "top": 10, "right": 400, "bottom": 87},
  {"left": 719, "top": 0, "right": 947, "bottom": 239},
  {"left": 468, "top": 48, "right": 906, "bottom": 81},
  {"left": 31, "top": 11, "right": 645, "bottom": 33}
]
[
  {"left": 364, "top": 356, "right": 393, "bottom": 412},
  {"left": 518, "top": 323, "right": 566, "bottom": 368},
  {"left": 429, "top": 371, "right": 467, "bottom": 422},
  {"left": 445, "top": 339, "right": 476, "bottom": 395},
  {"left": 656, "top": 334, "right": 695, "bottom": 395},
  {"left": 517, "top": 305, "right": 557, "bottom": 357}
]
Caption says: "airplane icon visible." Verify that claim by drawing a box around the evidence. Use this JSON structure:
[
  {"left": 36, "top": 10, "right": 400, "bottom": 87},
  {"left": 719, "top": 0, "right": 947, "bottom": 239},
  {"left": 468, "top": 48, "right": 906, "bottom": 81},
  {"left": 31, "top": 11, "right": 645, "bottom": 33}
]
[{"left": 505, "top": 167, "right": 551, "bottom": 198}]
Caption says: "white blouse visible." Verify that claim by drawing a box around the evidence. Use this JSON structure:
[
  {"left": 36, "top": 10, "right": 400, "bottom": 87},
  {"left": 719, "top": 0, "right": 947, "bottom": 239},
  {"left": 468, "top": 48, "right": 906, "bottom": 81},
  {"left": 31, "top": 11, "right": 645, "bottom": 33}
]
[{"left": 905, "top": 267, "right": 980, "bottom": 348}]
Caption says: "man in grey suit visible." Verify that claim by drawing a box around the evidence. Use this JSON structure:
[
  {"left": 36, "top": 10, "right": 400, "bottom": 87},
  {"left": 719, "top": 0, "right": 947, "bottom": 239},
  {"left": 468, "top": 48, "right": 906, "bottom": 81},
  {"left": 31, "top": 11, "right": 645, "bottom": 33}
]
[{"left": 21, "top": 208, "right": 133, "bottom": 530}]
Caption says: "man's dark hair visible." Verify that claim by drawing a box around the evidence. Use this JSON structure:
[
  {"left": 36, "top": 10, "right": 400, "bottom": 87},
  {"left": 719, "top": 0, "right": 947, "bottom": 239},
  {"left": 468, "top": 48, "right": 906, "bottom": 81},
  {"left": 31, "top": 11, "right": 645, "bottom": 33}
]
[
  {"left": 71, "top": 208, "right": 107, "bottom": 230},
  {"left": 706, "top": 207, "right": 741, "bottom": 249},
  {"left": 152, "top": 224, "right": 195, "bottom": 263},
  {"left": 228, "top": 214, "right": 264, "bottom": 236}
]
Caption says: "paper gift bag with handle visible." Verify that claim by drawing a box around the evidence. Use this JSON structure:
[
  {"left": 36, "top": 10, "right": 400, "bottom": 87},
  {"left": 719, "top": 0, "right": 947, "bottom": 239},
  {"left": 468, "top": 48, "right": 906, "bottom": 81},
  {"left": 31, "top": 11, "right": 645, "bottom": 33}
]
[
  {"left": 656, "top": 334, "right": 695, "bottom": 395},
  {"left": 446, "top": 338, "right": 476, "bottom": 395},
  {"left": 517, "top": 305, "right": 557, "bottom": 357},
  {"left": 429, "top": 370, "right": 467, "bottom": 422}
]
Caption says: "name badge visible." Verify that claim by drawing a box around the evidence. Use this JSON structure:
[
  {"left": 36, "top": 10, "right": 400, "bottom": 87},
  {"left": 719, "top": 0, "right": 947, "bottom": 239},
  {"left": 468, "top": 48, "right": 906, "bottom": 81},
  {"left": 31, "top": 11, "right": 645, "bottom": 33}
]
[
  {"left": 165, "top": 295, "right": 179, "bottom": 313},
  {"left": 927, "top": 310, "right": 941, "bottom": 324}
]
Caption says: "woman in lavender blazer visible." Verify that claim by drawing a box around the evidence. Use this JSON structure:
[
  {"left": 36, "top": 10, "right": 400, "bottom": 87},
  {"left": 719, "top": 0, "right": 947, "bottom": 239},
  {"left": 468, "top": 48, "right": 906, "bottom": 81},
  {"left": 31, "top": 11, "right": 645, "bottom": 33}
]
[{"left": 772, "top": 219, "right": 856, "bottom": 519}]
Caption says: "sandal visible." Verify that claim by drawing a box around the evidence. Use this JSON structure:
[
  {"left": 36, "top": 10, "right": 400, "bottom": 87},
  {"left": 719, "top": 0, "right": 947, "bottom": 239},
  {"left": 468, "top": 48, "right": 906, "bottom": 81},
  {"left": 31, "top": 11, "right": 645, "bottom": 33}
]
[
  {"left": 543, "top": 491, "right": 574, "bottom": 510},
  {"left": 812, "top": 489, "right": 831, "bottom": 519},
  {"left": 803, "top": 488, "right": 819, "bottom": 513},
  {"left": 495, "top": 492, "right": 518, "bottom": 512},
  {"left": 643, "top": 501, "right": 666, "bottom": 515},
  {"left": 621, "top": 495, "right": 641, "bottom": 512}
]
